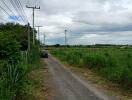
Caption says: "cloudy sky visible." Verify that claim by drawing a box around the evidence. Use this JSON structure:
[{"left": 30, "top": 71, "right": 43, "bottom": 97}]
[{"left": 1, "top": 0, "right": 132, "bottom": 45}]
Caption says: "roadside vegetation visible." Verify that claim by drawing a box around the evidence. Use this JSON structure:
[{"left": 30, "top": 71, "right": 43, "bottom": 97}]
[
  {"left": 23, "top": 60, "right": 53, "bottom": 100},
  {"left": 0, "top": 23, "right": 41, "bottom": 99},
  {"left": 51, "top": 47, "right": 132, "bottom": 90}
]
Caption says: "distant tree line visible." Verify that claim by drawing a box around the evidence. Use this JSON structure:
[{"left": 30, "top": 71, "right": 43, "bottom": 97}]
[{"left": 46, "top": 44, "right": 132, "bottom": 48}]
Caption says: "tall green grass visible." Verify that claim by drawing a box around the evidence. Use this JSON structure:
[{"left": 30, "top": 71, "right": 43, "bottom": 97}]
[
  {"left": 0, "top": 47, "right": 40, "bottom": 99},
  {"left": 51, "top": 48, "right": 132, "bottom": 89}
]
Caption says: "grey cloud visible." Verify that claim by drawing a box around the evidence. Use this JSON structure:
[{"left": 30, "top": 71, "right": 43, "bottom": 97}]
[{"left": 1, "top": 0, "right": 132, "bottom": 44}]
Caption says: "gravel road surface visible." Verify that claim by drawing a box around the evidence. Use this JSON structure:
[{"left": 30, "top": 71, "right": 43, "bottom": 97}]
[{"left": 45, "top": 55, "right": 117, "bottom": 100}]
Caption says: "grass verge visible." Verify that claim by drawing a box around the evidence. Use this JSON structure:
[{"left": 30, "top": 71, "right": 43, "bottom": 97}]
[
  {"left": 68, "top": 66, "right": 132, "bottom": 100},
  {"left": 19, "top": 59, "right": 53, "bottom": 100}
]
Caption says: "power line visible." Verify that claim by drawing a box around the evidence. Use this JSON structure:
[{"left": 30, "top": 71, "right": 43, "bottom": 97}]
[
  {"left": 1, "top": 0, "right": 16, "bottom": 16},
  {"left": 9, "top": 0, "right": 26, "bottom": 23},
  {"left": 26, "top": 5, "right": 40, "bottom": 45},
  {"left": 0, "top": 0, "right": 28, "bottom": 24},
  {"left": 13, "top": 0, "right": 28, "bottom": 23},
  {"left": 0, "top": 0, "right": 19, "bottom": 23},
  {"left": 18, "top": 0, "right": 29, "bottom": 22},
  {"left": 15, "top": 0, "right": 28, "bottom": 23},
  {"left": 0, "top": 5, "right": 11, "bottom": 17},
  {"left": 9, "top": 0, "right": 24, "bottom": 22}
]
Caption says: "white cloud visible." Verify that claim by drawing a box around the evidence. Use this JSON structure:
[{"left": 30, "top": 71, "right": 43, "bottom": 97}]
[{"left": 1, "top": 0, "right": 132, "bottom": 44}]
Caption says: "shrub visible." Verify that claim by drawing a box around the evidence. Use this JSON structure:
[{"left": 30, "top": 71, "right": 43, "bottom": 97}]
[{"left": 0, "top": 32, "right": 21, "bottom": 63}]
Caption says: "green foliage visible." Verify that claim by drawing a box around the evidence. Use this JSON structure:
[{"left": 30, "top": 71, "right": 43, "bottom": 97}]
[
  {"left": 0, "top": 23, "right": 36, "bottom": 51},
  {"left": 0, "top": 32, "right": 21, "bottom": 63},
  {"left": 0, "top": 49, "right": 40, "bottom": 99},
  {"left": 51, "top": 48, "right": 132, "bottom": 89},
  {"left": 0, "top": 63, "right": 26, "bottom": 99},
  {"left": 0, "top": 23, "right": 40, "bottom": 99}
]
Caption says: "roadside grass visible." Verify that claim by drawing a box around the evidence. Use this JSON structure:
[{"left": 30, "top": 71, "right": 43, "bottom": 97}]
[
  {"left": 68, "top": 65, "right": 132, "bottom": 100},
  {"left": 51, "top": 47, "right": 132, "bottom": 99},
  {"left": 20, "top": 59, "right": 53, "bottom": 100},
  {"left": 0, "top": 23, "right": 49, "bottom": 99},
  {"left": 0, "top": 47, "right": 42, "bottom": 99}
]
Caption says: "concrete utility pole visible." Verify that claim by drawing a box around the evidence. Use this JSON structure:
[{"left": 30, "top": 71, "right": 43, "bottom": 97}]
[
  {"left": 26, "top": 5, "right": 40, "bottom": 45},
  {"left": 43, "top": 34, "right": 46, "bottom": 45},
  {"left": 43, "top": 34, "right": 46, "bottom": 50},
  {"left": 35, "top": 26, "right": 43, "bottom": 41},
  {"left": 65, "top": 29, "right": 67, "bottom": 47},
  {"left": 27, "top": 23, "right": 30, "bottom": 51}
]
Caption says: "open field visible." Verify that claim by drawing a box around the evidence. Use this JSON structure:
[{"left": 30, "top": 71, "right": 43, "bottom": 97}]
[{"left": 51, "top": 47, "right": 132, "bottom": 90}]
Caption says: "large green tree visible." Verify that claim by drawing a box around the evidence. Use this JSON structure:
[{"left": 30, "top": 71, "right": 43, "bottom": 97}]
[{"left": 0, "top": 23, "right": 38, "bottom": 62}]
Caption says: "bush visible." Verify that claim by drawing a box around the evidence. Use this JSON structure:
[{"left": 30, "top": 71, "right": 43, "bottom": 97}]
[
  {"left": 0, "top": 23, "right": 40, "bottom": 99},
  {"left": 0, "top": 32, "right": 21, "bottom": 63}
]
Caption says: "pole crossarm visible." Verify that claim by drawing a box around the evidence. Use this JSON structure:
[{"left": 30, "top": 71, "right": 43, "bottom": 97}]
[
  {"left": 26, "top": 5, "right": 40, "bottom": 45},
  {"left": 26, "top": 5, "right": 40, "bottom": 9}
]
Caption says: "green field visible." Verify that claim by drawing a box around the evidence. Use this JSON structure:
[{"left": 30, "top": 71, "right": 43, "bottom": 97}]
[{"left": 51, "top": 48, "right": 132, "bottom": 89}]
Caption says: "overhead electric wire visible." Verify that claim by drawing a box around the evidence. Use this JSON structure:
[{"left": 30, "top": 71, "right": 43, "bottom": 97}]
[
  {"left": 13, "top": 0, "right": 28, "bottom": 23},
  {"left": 1, "top": 0, "right": 19, "bottom": 23},
  {"left": 0, "top": 0, "right": 29, "bottom": 24},
  {"left": 0, "top": 5, "right": 11, "bottom": 17},
  {"left": 9, "top": 0, "right": 25, "bottom": 22},
  {"left": 9, "top": 0, "right": 26, "bottom": 23},
  {"left": 0, "top": 2, "right": 14, "bottom": 23},
  {"left": 16, "top": 0, "right": 29, "bottom": 22},
  {"left": 1, "top": 0, "right": 16, "bottom": 16},
  {"left": 14, "top": 0, "right": 28, "bottom": 23}
]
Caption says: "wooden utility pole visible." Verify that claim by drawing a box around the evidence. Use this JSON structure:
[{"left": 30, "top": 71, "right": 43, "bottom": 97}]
[{"left": 26, "top": 5, "right": 40, "bottom": 45}]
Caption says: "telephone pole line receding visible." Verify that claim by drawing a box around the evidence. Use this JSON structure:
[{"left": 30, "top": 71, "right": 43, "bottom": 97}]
[
  {"left": 26, "top": 5, "right": 40, "bottom": 45},
  {"left": 43, "top": 34, "right": 46, "bottom": 46},
  {"left": 65, "top": 29, "right": 67, "bottom": 47},
  {"left": 35, "top": 26, "right": 43, "bottom": 41}
]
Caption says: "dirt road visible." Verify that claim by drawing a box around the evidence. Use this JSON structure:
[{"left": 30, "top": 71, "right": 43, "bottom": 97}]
[{"left": 45, "top": 55, "right": 117, "bottom": 100}]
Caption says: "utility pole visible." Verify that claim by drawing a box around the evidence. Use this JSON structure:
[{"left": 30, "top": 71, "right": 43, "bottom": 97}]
[
  {"left": 65, "top": 29, "right": 67, "bottom": 47},
  {"left": 26, "top": 5, "right": 40, "bottom": 45},
  {"left": 43, "top": 34, "right": 46, "bottom": 50},
  {"left": 35, "top": 26, "right": 43, "bottom": 41},
  {"left": 27, "top": 23, "right": 30, "bottom": 51},
  {"left": 44, "top": 34, "right": 46, "bottom": 45}
]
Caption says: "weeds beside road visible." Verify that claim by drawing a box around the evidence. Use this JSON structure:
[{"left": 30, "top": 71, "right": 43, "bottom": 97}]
[
  {"left": 0, "top": 23, "right": 44, "bottom": 99},
  {"left": 21, "top": 59, "right": 53, "bottom": 100},
  {"left": 0, "top": 47, "right": 41, "bottom": 99},
  {"left": 51, "top": 48, "right": 132, "bottom": 91}
]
